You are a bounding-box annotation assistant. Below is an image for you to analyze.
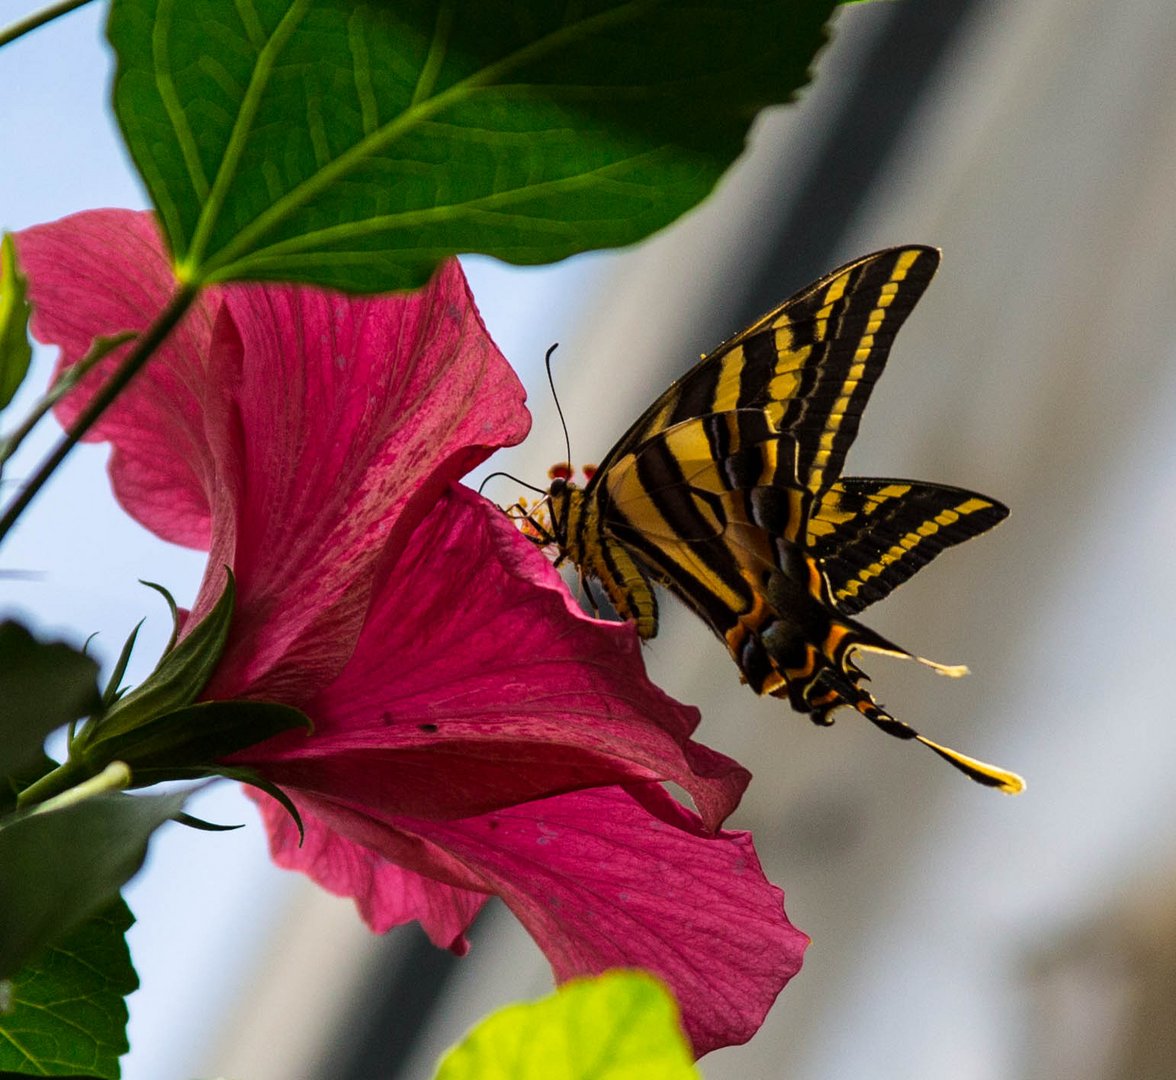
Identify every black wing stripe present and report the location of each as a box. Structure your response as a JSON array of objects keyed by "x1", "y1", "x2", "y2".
[{"x1": 607, "y1": 519, "x2": 753, "y2": 636}]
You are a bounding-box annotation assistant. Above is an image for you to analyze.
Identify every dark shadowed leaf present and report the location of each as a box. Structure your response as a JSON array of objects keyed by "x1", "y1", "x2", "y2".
[
  {"x1": 0, "y1": 622, "x2": 101, "y2": 781},
  {"x1": 0, "y1": 789, "x2": 185, "y2": 980},
  {"x1": 109, "y1": 0, "x2": 847, "y2": 291}
]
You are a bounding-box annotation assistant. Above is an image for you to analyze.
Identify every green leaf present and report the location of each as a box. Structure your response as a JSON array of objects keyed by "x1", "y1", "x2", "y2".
[
  {"x1": 0, "y1": 789, "x2": 185, "y2": 980},
  {"x1": 0, "y1": 233, "x2": 32, "y2": 411},
  {"x1": 0, "y1": 622, "x2": 101, "y2": 782},
  {"x1": 108, "y1": 0, "x2": 845, "y2": 292},
  {"x1": 434, "y1": 970, "x2": 699, "y2": 1079},
  {"x1": 0, "y1": 901, "x2": 136, "y2": 1079}
]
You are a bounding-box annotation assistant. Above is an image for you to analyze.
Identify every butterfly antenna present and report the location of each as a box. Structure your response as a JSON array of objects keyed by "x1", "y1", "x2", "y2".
[
  {"x1": 545, "y1": 343, "x2": 573, "y2": 472},
  {"x1": 477, "y1": 471, "x2": 547, "y2": 498}
]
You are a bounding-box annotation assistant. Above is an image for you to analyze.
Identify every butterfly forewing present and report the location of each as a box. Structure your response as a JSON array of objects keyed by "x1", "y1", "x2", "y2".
[{"x1": 587, "y1": 246, "x2": 940, "y2": 499}]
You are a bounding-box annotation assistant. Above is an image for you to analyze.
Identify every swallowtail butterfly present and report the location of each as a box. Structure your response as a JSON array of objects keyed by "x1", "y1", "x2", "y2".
[{"x1": 523, "y1": 248, "x2": 1022, "y2": 793}]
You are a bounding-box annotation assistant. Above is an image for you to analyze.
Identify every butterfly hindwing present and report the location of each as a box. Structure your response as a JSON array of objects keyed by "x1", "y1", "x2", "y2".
[{"x1": 809, "y1": 479, "x2": 1011, "y2": 616}]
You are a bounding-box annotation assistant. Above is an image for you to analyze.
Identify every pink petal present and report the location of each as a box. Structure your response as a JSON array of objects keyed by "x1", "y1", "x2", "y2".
[
  {"x1": 16, "y1": 210, "x2": 220, "y2": 548},
  {"x1": 193, "y1": 268, "x2": 529, "y2": 702},
  {"x1": 18, "y1": 210, "x2": 531, "y2": 703},
  {"x1": 251, "y1": 790, "x2": 485, "y2": 952},
  {"x1": 253, "y1": 782, "x2": 806, "y2": 1057},
  {"x1": 233, "y1": 487, "x2": 749, "y2": 830},
  {"x1": 419, "y1": 784, "x2": 808, "y2": 1056}
]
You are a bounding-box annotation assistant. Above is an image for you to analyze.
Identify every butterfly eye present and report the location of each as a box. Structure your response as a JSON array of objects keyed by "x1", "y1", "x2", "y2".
[
  {"x1": 549, "y1": 476, "x2": 568, "y2": 495},
  {"x1": 548, "y1": 462, "x2": 573, "y2": 482}
]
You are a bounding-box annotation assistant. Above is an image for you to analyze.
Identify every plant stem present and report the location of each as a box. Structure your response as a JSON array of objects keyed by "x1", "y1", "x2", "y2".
[
  {"x1": 14, "y1": 757, "x2": 89, "y2": 809},
  {"x1": 0, "y1": 283, "x2": 199, "y2": 545},
  {"x1": 0, "y1": 0, "x2": 95, "y2": 50},
  {"x1": 21, "y1": 761, "x2": 132, "y2": 814}
]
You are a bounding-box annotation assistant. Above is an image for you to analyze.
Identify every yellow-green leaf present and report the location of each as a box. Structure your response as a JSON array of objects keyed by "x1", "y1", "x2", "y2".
[
  {"x1": 434, "y1": 970, "x2": 699, "y2": 1080},
  {"x1": 0, "y1": 233, "x2": 32, "y2": 410}
]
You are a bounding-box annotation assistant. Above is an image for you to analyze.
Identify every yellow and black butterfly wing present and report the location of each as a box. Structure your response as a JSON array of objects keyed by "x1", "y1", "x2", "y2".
[
  {"x1": 809, "y1": 479, "x2": 1010, "y2": 616},
  {"x1": 594, "y1": 412, "x2": 900, "y2": 697},
  {"x1": 586, "y1": 246, "x2": 941, "y2": 499},
  {"x1": 589, "y1": 410, "x2": 1023, "y2": 794},
  {"x1": 588, "y1": 412, "x2": 806, "y2": 644},
  {"x1": 552, "y1": 248, "x2": 1021, "y2": 792}
]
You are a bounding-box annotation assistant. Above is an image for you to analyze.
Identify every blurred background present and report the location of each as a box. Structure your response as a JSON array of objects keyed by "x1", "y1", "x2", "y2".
[{"x1": 3, "y1": 0, "x2": 1176, "y2": 1076}]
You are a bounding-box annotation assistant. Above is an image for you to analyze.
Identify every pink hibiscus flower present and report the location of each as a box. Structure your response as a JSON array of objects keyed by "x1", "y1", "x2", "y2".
[{"x1": 15, "y1": 209, "x2": 807, "y2": 1055}]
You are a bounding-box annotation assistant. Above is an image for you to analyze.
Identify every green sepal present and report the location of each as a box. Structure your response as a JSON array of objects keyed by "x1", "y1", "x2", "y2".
[
  {"x1": 1, "y1": 753, "x2": 55, "y2": 818},
  {"x1": 84, "y1": 699, "x2": 311, "y2": 780},
  {"x1": 0, "y1": 621, "x2": 102, "y2": 781},
  {"x1": 0, "y1": 232, "x2": 32, "y2": 412},
  {"x1": 215, "y1": 766, "x2": 305, "y2": 844},
  {"x1": 0, "y1": 900, "x2": 137, "y2": 1079},
  {"x1": 0, "y1": 789, "x2": 186, "y2": 979},
  {"x1": 101, "y1": 618, "x2": 144, "y2": 707},
  {"x1": 173, "y1": 811, "x2": 244, "y2": 832},
  {"x1": 139, "y1": 578, "x2": 181, "y2": 653},
  {"x1": 81, "y1": 570, "x2": 235, "y2": 747}
]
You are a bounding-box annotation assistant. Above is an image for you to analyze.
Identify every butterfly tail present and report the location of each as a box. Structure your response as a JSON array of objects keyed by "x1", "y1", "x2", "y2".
[{"x1": 765, "y1": 609, "x2": 1025, "y2": 794}]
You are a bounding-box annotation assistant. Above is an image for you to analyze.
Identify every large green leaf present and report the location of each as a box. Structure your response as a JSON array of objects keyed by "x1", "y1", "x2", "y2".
[
  {"x1": 434, "y1": 970, "x2": 698, "y2": 1079},
  {"x1": 109, "y1": 0, "x2": 846, "y2": 292},
  {"x1": 0, "y1": 902, "x2": 136, "y2": 1079},
  {"x1": 0, "y1": 790, "x2": 185, "y2": 980}
]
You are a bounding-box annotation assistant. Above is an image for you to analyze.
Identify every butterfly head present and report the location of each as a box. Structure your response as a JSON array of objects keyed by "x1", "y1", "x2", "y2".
[
  {"x1": 506, "y1": 462, "x2": 592, "y2": 555},
  {"x1": 543, "y1": 462, "x2": 594, "y2": 552}
]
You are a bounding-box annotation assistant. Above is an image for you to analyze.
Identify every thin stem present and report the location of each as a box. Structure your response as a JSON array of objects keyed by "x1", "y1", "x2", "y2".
[
  {"x1": 0, "y1": 0, "x2": 95, "y2": 50},
  {"x1": 0, "y1": 283, "x2": 199, "y2": 545},
  {"x1": 0, "y1": 331, "x2": 135, "y2": 467}
]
